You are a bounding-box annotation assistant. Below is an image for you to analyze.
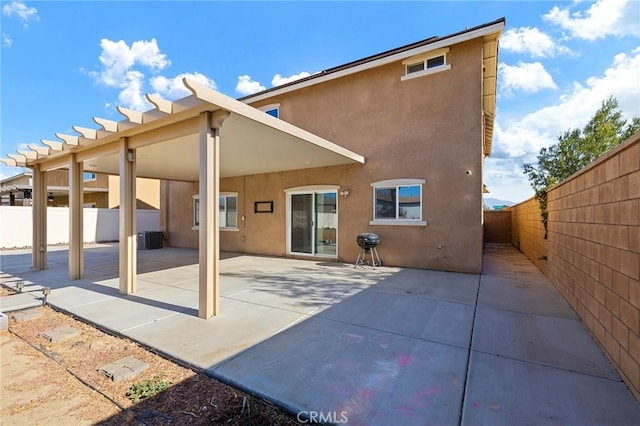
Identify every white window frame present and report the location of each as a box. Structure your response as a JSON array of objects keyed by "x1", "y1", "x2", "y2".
[
  {"x1": 401, "y1": 48, "x2": 451, "y2": 81},
  {"x1": 192, "y1": 193, "x2": 239, "y2": 231},
  {"x1": 370, "y1": 179, "x2": 427, "y2": 226},
  {"x1": 259, "y1": 103, "x2": 280, "y2": 118},
  {"x1": 284, "y1": 185, "x2": 339, "y2": 258}
]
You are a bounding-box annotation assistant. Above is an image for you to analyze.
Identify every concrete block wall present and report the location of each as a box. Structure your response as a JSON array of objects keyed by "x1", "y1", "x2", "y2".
[
  {"x1": 509, "y1": 198, "x2": 550, "y2": 277},
  {"x1": 510, "y1": 132, "x2": 640, "y2": 399}
]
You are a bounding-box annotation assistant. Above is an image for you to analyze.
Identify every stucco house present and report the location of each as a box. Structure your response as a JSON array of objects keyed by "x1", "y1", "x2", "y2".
[
  {"x1": 0, "y1": 170, "x2": 109, "y2": 207},
  {"x1": 1, "y1": 18, "x2": 504, "y2": 318},
  {"x1": 161, "y1": 18, "x2": 503, "y2": 273},
  {"x1": 0, "y1": 171, "x2": 160, "y2": 209}
]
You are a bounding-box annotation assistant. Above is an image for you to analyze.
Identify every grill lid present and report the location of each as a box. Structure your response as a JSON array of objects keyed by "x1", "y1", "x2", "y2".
[{"x1": 357, "y1": 233, "x2": 380, "y2": 249}]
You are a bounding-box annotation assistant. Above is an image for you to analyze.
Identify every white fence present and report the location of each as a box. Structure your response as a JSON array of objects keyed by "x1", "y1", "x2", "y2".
[{"x1": 0, "y1": 206, "x2": 160, "y2": 249}]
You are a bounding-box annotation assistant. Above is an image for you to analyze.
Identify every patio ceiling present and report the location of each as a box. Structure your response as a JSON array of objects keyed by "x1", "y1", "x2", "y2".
[{"x1": 1, "y1": 79, "x2": 365, "y2": 182}]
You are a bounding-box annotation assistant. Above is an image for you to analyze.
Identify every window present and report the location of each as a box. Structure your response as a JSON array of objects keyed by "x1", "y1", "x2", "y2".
[
  {"x1": 219, "y1": 194, "x2": 237, "y2": 228},
  {"x1": 193, "y1": 193, "x2": 238, "y2": 230},
  {"x1": 193, "y1": 196, "x2": 200, "y2": 228},
  {"x1": 401, "y1": 48, "x2": 450, "y2": 81},
  {"x1": 370, "y1": 179, "x2": 426, "y2": 226},
  {"x1": 83, "y1": 172, "x2": 97, "y2": 182},
  {"x1": 259, "y1": 103, "x2": 280, "y2": 118}
]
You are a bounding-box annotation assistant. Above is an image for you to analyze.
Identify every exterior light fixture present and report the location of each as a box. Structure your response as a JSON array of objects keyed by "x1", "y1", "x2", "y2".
[
  {"x1": 48, "y1": 192, "x2": 54, "y2": 201},
  {"x1": 340, "y1": 190, "x2": 350, "y2": 198}
]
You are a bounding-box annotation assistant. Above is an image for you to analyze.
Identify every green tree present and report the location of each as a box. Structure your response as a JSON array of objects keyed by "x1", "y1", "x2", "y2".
[{"x1": 523, "y1": 97, "x2": 640, "y2": 237}]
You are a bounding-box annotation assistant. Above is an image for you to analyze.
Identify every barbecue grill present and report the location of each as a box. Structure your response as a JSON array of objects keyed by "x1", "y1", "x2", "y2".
[{"x1": 354, "y1": 232, "x2": 381, "y2": 268}]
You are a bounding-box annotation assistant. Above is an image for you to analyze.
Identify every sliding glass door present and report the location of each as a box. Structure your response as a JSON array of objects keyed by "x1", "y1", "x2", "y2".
[{"x1": 289, "y1": 190, "x2": 337, "y2": 257}]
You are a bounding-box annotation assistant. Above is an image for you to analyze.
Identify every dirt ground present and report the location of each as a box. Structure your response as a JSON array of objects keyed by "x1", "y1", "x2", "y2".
[{"x1": 1, "y1": 300, "x2": 299, "y2": 425}]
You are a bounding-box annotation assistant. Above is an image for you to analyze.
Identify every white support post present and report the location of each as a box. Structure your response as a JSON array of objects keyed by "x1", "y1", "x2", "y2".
[
  {"x1": 31, "y1": 164, "x2": 47, "y2": 270},
  {"x1": 119, "y1": 137, "x2": 137, "y2": 294},
  {"x1": 69, "y1": 153, "x2": 84, "y2": 279},
  {"x1": 198, "y1": 111, "x2": 222, "y2": 318}
]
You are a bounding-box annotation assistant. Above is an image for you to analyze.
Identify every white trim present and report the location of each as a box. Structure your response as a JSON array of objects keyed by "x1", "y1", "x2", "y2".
[
  {"x1": 371, "y1": 179, "x2": 425, "y2": 223},
  {"x1": 285, "y1": 184, "x2": 340, "y2": 193},
  {"x1": 194, "y1": 193, "x2": 239, "y2": 230},
  {"x1": 285, "y1": 186, "x2": 339, "y2": 258},
  {"x1": 371, "y1": 179, "x2": 425, "y2": 187},
  {"x1": 402, "y1": 48, "x2": 450, "y2": 65},
  {"x1": 243, "y1": 21, "x2": 504, "y2": 104},
  {"x1": 402, "y1": 48, "x2": 450, "y2": 81},
  {"x1": 193, "y1": 195, "x2": 200, "y2": 229},
  {"x1": 401, "y1": 64, "x2": 451, "y2": 81},
  {"x1": 369, "y1": 220, "x2": 427, "y2": 226},
  {"x1": 218, "y1": 193, "x2": 239, "y2": 229}
]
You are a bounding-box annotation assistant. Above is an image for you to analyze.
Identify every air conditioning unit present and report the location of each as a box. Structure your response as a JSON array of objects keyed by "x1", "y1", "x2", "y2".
[{"x1": 137, "y1": 231, "x2": 163, "y2": 250}]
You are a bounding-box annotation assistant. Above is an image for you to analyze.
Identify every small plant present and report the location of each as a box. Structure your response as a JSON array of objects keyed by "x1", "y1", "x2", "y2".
[{"x1": 126, "y1": 377, "x2": 172, "y2": 402}]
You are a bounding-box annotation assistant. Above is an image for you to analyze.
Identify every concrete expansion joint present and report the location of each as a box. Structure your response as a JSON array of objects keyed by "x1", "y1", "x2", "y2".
[
  {"x1": 459, "y1": 270, "x2": 482, "y2": 425},
  {"x1": 468, "y1": 348, "x2": 626, "y2": 383}
]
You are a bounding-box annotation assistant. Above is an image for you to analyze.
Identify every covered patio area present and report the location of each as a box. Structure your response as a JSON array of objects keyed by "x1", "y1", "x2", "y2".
[
  {"x1": 0, "y1": 243, "x2": 393, "y2": 368},
  {"x1": 1, "y1": 79, "x2": 365, "y2": 319}
]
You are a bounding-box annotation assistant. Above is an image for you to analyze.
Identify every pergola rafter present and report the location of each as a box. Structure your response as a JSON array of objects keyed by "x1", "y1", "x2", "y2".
[{"x1": 0, "y1": 78, "x2": 365, "y2": 320}]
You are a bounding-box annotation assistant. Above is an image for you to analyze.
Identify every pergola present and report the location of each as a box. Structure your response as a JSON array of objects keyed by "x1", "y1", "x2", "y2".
[{"x1": 1, "y1": 79, "x2": 365, "y2": 318}]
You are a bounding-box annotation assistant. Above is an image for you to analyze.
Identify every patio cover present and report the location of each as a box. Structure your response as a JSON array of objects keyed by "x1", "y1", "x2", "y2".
[{"x1": 1, "y1": 79, "x2": 365, "y2": 318}]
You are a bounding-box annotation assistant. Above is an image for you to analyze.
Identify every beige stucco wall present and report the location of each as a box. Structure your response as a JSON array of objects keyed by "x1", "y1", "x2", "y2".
[
  {"x1": 46, "y1": 170, "x2": 108, "y2": 189},
  {"x1": 510, "y1": 132, "x2": 640, "y2": 400},
  {"x1": 108, "y1": 175, "x2": 160, "y2": 210},
  {"x1": 163, "y1": 38, "x2": 486, "y2": 273},
  {"x1": 51, "y1": 192, "x2": 108, "y2": 208},
  {"x1": 1, "y1": 174, "x2": 31, "y2": 187}
]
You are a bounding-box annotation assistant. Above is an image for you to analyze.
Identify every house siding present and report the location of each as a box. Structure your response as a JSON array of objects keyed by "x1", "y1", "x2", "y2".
[{"x1": 162, "y1": 38, "x2": 486, "y2": 273}]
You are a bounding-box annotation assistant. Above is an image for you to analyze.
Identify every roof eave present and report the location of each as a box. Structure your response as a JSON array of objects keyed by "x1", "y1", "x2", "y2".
[{"x1": 240, "y1": 18, "x2": 506, "y2": 105}]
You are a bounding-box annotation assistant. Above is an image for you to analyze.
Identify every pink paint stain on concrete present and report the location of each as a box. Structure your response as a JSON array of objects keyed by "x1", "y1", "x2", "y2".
[
  {"x1": 398, "y1": 355, "x2": 412, "y2": 366},
  {"x1": 473, "y1": 402, "x2": 480, "y2": 409}
]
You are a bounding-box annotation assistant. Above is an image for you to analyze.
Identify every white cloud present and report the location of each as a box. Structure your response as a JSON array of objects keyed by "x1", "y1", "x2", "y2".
[
  {"x1": 151, "y1": 73, "x2": 216, "y2": 100},
  {"x1": 272, "y1": 71, "x2": 312, "y2": 87},
  {"x1": 93, "y1": 38, "x2": 170, "y2": 87},
  {"x1": 2, "y1": 33, "x2": 13, "y2": 48},
  {"x1": 544, "y1": 0, "x2": 640, "y2": 40},
  {"x1": 498, "y1": 62, "x2": 557, "y2": 95},
  {"x1": 117, "y1": 70, "x2": 147, "y2": 111},
  {"x1": 91, "y1": 38, "x2": 216, "y2": 111},
  {"x1": 500, "y1": 27, "x2": 572, "y2": 58},
  {"x1": 91, "y1": 38, "x2": 171, "y2": 111},
  {"x1": 2, "y1": 0, "x2": 39, "y2": 27},
  {"x1": 235, "y1": 75, "x2": 266, "y2": 96},
  {"x1": 487, "y1": 46, "x2": 640, "y2": 202}
]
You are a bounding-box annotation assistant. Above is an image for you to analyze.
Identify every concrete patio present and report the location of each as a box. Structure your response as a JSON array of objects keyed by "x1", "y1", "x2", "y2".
[{"x1": 1, "y1": 243, "x2": 639, "y2": 425}]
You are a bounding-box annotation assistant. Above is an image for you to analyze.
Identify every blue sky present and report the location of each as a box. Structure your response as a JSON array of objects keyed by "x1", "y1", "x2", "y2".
[{"x1": 1, "y1": 0, "x2": 639, "y2": 203}]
